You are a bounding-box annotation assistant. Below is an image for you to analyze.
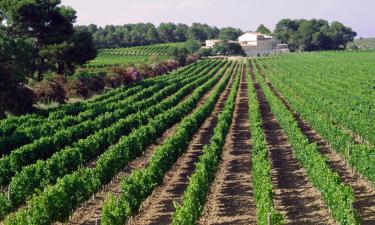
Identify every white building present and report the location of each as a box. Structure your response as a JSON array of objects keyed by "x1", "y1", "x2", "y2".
[
  {"x1": 205, "y1": 39, "x2": 221, "y2": 48},
  {"x1": 238, "y1": 32, "x2": 289, "y2": 56}
]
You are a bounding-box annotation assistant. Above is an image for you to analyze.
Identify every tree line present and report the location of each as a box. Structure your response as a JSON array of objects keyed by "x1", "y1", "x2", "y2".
[
  {"x1": 76, "y1": 23, "x2": 243, "y2": 48},
  {"x1": 273, "y1": 19, "x2": 357, "y2": 51}
]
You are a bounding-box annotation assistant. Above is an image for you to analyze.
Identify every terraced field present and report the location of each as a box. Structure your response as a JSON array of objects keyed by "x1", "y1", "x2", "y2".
[{"x1": 1, "y1": 51, "x2": 375, "y2": 225}]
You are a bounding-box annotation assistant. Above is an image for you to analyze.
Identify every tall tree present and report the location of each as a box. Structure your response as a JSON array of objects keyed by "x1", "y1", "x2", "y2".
[
  {"x1": 219, "y1": 27, "x2": 243, "y2": 40},
  {"x1": 256, "y1": 24, "x2": 271, "y2": 34},
  {"x1": 0, "y1": 32, "x2": 34, "y2": 117},
  {"x1": 273, "y1": 18, "x2": 356, "y2": 51},
  {"x1": 158, "y1": 22, "x2": 176, "y2": 42},
  {"x1": 174, "y1": 23, "x2": 189, "y2": 42},
  {"x1": 1, "y1": 0, "x2": 76, "y2": 79}
]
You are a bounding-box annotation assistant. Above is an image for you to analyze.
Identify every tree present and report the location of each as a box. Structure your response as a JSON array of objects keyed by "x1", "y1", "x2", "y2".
[
  {"x1": 256, "y1": 24, "x2": 271, "y2": 34},
  {"x1": 273, "y1": 18, "x2": 357, "y2": 51},
  {"x1": 212, "y1": 41, "x2": 244, "y2": 56},
  {"x1": 57, "y1": 31, "x2": 97, "y2": 75},
  {"x1": 174, "y1": 23, "x2": 189, "y2": 42},
  {"x1": 0, "y1": 0, "x2": 97, "y2": 81},
  {"x1": 0, "y1": 33, "x2": 35, "y2": 117},
  {"x1": 219, "y1": 27, "x2": 243, "y2": 40},
  {"x1": 188, "y1": 23, "x2": 209, "y2": 41},
  {"x1": 168, "y1": 47, "x2": 189, "y2": 65},
  {"x1": 184, "y1": 39, "x2": 201, "y2": 53},
  {"x1": 158, "y1": 22, "x2": 176, "y2": 42},
  {"x1": 146, "y1": 26, "x2": 160, "y2": 44}
]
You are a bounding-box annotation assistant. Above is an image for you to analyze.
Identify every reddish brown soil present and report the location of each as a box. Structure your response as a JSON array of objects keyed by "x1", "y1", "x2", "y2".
[
  {"x1": 257, "y1": 62, "x2": 375, "y2": 225},
  {"x1": 63, "y1": 64, "x2": 234, "y2": 225},
  {"x1": 198, "y1": 66, "x2": 257, "y2": 225},
  {"x1": 126, "y1": 67, "x2": 236, "y2": 225},
  {"x1": 250, "y1": 64, "x2": 335, "y2": 225}
]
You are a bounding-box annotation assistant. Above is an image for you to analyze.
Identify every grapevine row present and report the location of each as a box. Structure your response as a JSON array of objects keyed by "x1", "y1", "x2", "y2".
[
  {"x1": 172, "y1": 62, "x2": 241, "y2": 224},
  {"x1": 253, "y1": 60, "x2": 359, "y2": 224},
  {"x1": 100, "y1": 62, "x2": 237, "y2": 225},
  {"x1": 4, "y1": 60, "x2": 234, "y2": 225}
]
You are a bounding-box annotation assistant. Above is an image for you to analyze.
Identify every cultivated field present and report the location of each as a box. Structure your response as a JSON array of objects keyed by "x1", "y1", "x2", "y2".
[
  {"x1": 85, "y1": 43, "x2": 185, "y2": 68},
  {"x1": 0, "y1": 51, "x2": 374, "y2": 225}
]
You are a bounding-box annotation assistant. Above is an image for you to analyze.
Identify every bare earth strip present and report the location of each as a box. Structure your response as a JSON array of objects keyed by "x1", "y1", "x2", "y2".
[
  {"x1": 126, "y1": 67, "x2": 235, "y2": 225},
  {"x1": 257, "y1": 65, "x2": 375, "y2": 225},
  {"x1": 198, "y1": 66, "x2": 257, "y2": 225},
  {"x1": 64, "y1": 64, "x2": 233, "y2": 225},
  {"x1": 251, "y1": 69, "x2": 335, "y2": 225}
]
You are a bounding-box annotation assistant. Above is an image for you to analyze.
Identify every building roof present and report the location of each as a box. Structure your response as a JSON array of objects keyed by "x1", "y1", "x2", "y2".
[{"x1": 239, "y1": 32, "x2": 273, "y2": 39}]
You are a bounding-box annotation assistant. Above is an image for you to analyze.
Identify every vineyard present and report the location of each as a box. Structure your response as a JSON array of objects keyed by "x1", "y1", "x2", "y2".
[
  {"x1": 0, "y1": 51, "x2": 375, "y2": 225},
  {"x1": 85, "y1": 43, "x2": 185, "y2": 68}
]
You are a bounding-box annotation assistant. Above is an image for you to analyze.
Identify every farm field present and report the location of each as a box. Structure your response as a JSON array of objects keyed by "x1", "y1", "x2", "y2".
[
  {"x1": 0, "y1": 51, "x2": 375, "y2": 225},
  {"x1": 85, "y1": 43, "x2": 185, "y2": 68}
]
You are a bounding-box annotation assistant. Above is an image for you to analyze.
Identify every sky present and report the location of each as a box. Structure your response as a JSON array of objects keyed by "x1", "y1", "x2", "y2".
[{"x1": 61, "y1": 0, "x2": 374, "y2": 38}]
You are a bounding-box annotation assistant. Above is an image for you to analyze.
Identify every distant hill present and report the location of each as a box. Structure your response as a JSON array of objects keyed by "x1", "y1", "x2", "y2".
[{"x1": 347, "y1": 38, "x2": 375, "y2": 50}]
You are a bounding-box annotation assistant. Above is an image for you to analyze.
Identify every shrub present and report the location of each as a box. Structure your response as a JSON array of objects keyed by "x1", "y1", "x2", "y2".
[
  {"x1": 64, "y1": 79, "x2": 89, "y2": 99},
  {"x1": 80, "y1": 76, "x2": 105, "y2": 92},
  {"x1": 0, "y1": 85, "x2": 37, "y2": 116},
  {"x1": 187, "y1": 55, "x2": 199, "y2": 64},
  {"x1": 34, "y1": 80, "x2": 66, "y2": 104}
]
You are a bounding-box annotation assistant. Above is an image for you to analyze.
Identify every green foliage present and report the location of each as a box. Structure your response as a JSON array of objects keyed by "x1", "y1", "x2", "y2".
[
  {"x1": 254, "y1": 59, "x2": 359, "y2": 225},
  {"x1": 172, "y1": 62, "x2": 241, "y2": 225},
  {"x1": 213, "y1": 41, "x2": 245, "y2": 56},
  {"x1": 78, "y1": 22, "x2": 242, "y2": 49},
  {"x1": 0, "y1": 61, "x2": 217, "y2": 219},
  {"x1": 219, "y1": 27, "x2": 243, "y2": 40},
  {"x1": 1, "y1": 0, "x2": 97, "y2": 79},
  {"x1": 197, "y1": 47, "x2": 214, "y2": 57},
  {"x1": 184, "y1": 39, "x2": 202, "y2": 53},
  {"x1": 261, "y1": 51, "x2": 375, "y2": 195},
  {"x1": 273, "y1": 19, "x2": 356, "y2": 51},
  {"x1": 0, "y1": 33, "x2": 35, "y2": 117},
  {"x1": 246, "y1": 62, "x2": 284, "y2": 225},
  {"x1": 100, "y1": 61, "x2": 235, "y2": 225},
  {"x1": 3, "y1": 60, "x2": 230, "y2": 224},
  {"x1": 168, "y1": 47, "x2": 189, "y2": 65},
  {"x1": 256, "y1": 24, "x2": 272, "y2": 35}
]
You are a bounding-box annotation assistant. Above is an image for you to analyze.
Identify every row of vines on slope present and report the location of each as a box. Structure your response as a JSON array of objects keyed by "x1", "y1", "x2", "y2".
[
  {"x1": 3, "y1": 60, "x2": 233, "y2": 225},
  {"x1": 100, "y1": 62, "x2": 237, "y2": 225}
]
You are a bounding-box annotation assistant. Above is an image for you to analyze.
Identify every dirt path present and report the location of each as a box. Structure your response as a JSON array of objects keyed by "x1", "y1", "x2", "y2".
[
  {"x1": 256, "y1": 62, "x2": 375, "y2": 225},
  {"x1": 64, "y1": 64, "x2": 234, "y2": 225},
  {"x1": 127, "y1": 67, "x2": 236, "y2": 225},
  {"x1": 250, "y1": 66, "x2": 335, "y2": 225},
  {"x1": 198, "y1": 66, "x2": 257, "y2": 225}
]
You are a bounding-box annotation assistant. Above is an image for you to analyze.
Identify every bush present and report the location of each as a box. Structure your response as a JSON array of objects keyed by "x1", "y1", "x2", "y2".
[
  {"x1": 104, "y1": 73, "x2": 122, "y2": 88},
  {"x1": 165, "y1": 60, "x2": 180, "y2": 70},
  {"x1": 138, "y1": 64, "x2": 157, "y2": 79},
  {"x1": 34, "y1": 80, "x2": 66, "y2": 104},
  {"x1": 197, "y1": 48, "x2": 213, "y2": 57},
  {"x1": 80, "y1": 76, "x2": 105, "y2": 92},
  {"x1": 187, "y1": 55, "x2": 199, "y2": 64},
  {"x1": 65, "y1": 79, "x2": 89, "y2": 98},
  {"x1": 0, "y1": 85, "x2": 37, "y2": 117},
  {"x1": 111, "y1": 67, "x2": 142, "y2": 85}
]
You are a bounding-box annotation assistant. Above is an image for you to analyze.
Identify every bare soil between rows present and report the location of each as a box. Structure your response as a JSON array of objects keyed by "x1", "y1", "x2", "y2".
[
  {"x1": 63, "y1": 64, "x2": 233, "y2": 225},
  {"x1": 198, "y1": 66, "x2": 257, "y2": 225},
  {"x1": 257, "y1": 62, "x2": 375, "y2": 225},
  {"x1": 251, "y1": 63, "x2": 335, "y2": 225},
  {"x1": 126, "y1": 66, "x2": 236, "y2": 225}
]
